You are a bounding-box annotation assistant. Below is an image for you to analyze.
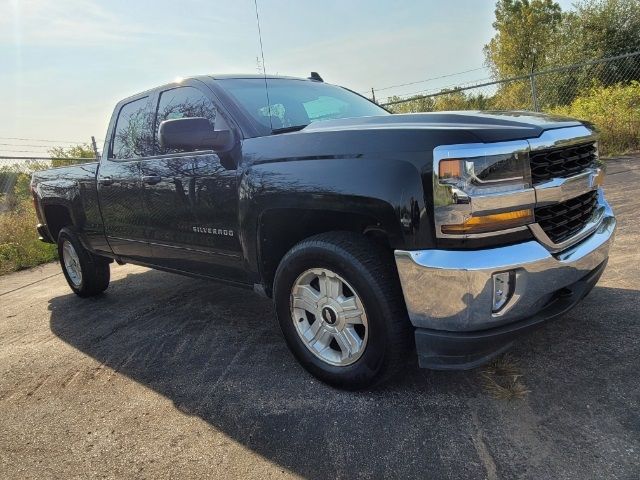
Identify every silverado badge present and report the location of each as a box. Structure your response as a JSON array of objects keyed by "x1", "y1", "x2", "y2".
[{"x1": 192, "y1": 226, "x2": 234, "y2": 236}]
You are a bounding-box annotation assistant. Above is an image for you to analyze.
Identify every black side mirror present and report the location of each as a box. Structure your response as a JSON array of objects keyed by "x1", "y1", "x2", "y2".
[{"x1": 158, "y1": 117, "x2": 231, "y2": 151}]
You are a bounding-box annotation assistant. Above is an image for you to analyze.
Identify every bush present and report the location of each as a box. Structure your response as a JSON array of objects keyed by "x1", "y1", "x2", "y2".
[
  {"x1": 552, "y1": 81, "x2": 640, "y2": 156},
  {"x1": 492, "y1": 81, "x2": 535, "y2": 110},
  {"x1": 387, "y1": 90, "x2": 495, "y2": 114},
  {"x1": 0, "y1": 198, "x2": 57, "y2": 275}
]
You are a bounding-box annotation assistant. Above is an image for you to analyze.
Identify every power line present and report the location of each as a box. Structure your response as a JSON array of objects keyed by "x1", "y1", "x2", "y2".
[
  {"x1": 0, "y1": 149, "x2": 59, "y2": 154},
  {"x1": 0, "y1": 155, "x2": 92, "y2": 161},
  {"x1": 368, "y1": 66, "x2": 490, "y2": 94},
  {"x1": 0, "y1": 136, "x2": 89, "y2": 144},
  {"x1": 390, "y1": 74, "x2": 496, "y2": 99},
  {"x1": 0, "y1": 142, "x2": 76, "y2": 148}
]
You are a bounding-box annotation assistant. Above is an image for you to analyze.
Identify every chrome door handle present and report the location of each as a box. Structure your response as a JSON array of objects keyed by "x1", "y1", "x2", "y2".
[
  {"x1": 142, "y1": 175, "x2": 162, "y2": 185},
  {"x1": 98, "y1": 176, "x2": 113, "y2": 186}
]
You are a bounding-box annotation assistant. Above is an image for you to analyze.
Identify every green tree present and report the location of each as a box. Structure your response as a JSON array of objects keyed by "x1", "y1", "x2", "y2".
[
  {"x1": 484, "y1": 0, "x2": 563, "y2": 110},
  {"x1": 386, "y1": 90, "x2": 495, "y2": 114},
  {"x1": 433, "y1": 90, "x2": 494, "y2": 111},
  {"x1": 570, "y1": 0, "x2": 640, "y2": 60},
  {"x1": 48, "y1": 143, "x2": 96, "y2": 167},
  {"x1": 557, "y1": 0, "x2": 640, "y2": 84},
  {"x1": 486, "y1": 0, "x2": 640, "y2": 109},
  {"x1": 386, "y1": 95, "x2": 436, "y2": 113},
  {"x1": 484, "y1": 0, "x2": 563, "y2": 79},
  {"x1": 536, "y1": 0, "x2": 640, "y2": 108}
]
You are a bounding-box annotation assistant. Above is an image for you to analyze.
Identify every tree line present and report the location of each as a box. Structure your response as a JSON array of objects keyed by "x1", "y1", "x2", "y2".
[{"x1": 387, "y1": 0, "x2": 640, "y2": 114}]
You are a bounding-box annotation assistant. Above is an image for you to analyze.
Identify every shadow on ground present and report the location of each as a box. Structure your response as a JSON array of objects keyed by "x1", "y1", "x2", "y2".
[{"x1": 48, "y1": 268, "x2": 640, "y2": 479}]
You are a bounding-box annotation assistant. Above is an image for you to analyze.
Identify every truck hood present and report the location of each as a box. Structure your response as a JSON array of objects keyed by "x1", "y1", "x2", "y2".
[{"x1": 302, "y1": 111, "x2": 584, "y2": 143}]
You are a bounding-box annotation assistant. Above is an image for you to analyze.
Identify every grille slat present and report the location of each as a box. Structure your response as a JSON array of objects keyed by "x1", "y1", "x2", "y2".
[
  {"x1": 530, "y1": 142, "x2": 597, "y2": 184},
  {"x1": 534, "y1": 190, "x2": 598, "y2": 244}
]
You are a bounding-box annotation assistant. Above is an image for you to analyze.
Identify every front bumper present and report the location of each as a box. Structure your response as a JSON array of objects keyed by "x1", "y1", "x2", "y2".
[{"x1": 394, "y1": 200, "x2": 616, "y2": 369}]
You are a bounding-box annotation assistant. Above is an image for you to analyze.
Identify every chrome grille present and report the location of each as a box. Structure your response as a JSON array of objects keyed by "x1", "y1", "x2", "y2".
[
  {"x1": 530, "y1": 142, "x2": 597, "y2": 184},
  {"x1": 534, "y1": 190, "x2": 598, "y2": 244}
]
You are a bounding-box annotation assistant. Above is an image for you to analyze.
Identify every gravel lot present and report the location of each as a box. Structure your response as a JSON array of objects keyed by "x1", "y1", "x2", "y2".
[{"x1": 1, "y1": 158, "x2": 639, "y2": 480}]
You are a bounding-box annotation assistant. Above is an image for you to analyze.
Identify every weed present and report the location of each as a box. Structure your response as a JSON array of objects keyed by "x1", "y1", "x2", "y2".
[
  {"x1": 0, "y1": 198, "x2": 57, "y2": 275},
  {"x1": 480, "y1": 354, "x2": 530, "y2": 400}
]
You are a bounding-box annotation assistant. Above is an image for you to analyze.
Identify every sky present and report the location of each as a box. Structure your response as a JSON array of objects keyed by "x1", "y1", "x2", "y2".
[{"x1": 0, "y1": 0, "x2": 575, "y2": 156}]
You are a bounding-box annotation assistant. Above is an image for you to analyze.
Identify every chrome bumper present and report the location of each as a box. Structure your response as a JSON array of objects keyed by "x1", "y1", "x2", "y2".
[{"x1": 394, "y1": 197, "x2": 616, "y2": 332}]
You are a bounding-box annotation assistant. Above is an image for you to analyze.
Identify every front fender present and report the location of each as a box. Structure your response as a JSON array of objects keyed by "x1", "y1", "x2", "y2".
[{"x1": 239, "y1": 155, "x2": 428, "y2": 275}]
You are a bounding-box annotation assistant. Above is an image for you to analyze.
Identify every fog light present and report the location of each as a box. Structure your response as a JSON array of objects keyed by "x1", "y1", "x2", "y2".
[{"x1": 492, "y1": 271, "x2": 514, "y2": 312}]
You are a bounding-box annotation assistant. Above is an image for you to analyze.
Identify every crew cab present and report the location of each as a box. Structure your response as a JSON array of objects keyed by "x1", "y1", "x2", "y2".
[{"x1": 31, "y1": 74, "x2": 616, "y2": 389}]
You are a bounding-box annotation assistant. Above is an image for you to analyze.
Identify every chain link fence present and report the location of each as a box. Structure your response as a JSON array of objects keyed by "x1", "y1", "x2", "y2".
[
  {"x1": 382, "y1": 51, "x2": 640, "y2": 156},
  {"x1": 381, "y1": 51, "x2": 640, "y2": 111}
]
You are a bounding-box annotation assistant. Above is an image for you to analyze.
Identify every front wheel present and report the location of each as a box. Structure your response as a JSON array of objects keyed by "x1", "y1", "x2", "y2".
[
  {"x1": 58, "y1": 228, "x2": 110, "y2": 297},
  {"x1": 273, "y1": 232, "x2": 412, "y2": 390}
]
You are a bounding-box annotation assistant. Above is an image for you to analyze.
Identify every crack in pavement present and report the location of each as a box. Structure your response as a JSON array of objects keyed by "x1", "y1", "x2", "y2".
[{"x1": 0, "y1": 272, "x2": 62, "y2": 297}]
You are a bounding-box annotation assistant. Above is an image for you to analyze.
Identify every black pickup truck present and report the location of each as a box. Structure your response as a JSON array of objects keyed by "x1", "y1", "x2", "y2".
[{"x1": 31, "y1": 74, "x2": 616, "y2": 389}]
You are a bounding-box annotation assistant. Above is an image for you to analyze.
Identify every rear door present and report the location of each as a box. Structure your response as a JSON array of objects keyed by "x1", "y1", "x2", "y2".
[
  {"x1": 97, "y1": 95, "x2": 155, "y2": 262},
  {"x1": 139, "y1": 83, "x2": 245, "y2": 281}
]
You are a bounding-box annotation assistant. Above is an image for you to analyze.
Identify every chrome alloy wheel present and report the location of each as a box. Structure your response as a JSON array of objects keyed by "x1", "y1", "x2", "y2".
[
  {"x1": 62, "y1": 240, "x2": 82, "y2": 287},
  {"x1": 290, "y1": 268, "x2": 369, "y2": 366}
]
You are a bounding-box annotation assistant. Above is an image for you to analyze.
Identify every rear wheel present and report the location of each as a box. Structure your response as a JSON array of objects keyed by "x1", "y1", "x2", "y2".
[
  {"x1": 57, "y1": 228, "x2": 110, "y2": 297},
  {"x1": 273, "y1": 232, "x2": 412, "y2": 390}
]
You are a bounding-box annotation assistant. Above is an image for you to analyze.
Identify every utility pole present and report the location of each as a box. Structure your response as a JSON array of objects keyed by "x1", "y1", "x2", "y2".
[
  {"x1": 371, "y1": 88, "x2": 377, "y2": 103},
  {"x1": 91, "y1": 136, "x2": 100, "y2": 160}
]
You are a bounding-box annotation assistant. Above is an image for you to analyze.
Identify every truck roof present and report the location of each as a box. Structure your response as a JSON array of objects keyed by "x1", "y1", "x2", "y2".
[
  {"x1": 208, "y1": 74, "x2": 313, "y2": 81},
  {"x1": 115, "y1": 74, "x2": 318, "y2": 106}
]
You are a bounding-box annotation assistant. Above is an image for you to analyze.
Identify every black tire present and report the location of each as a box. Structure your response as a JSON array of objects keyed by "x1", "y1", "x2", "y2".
[
  {"x1": 273, "y1": 231, "x2": 412, "y2": 390},
  {"x1": 57, "y1": 227, "x2": 110, "y2": 297}
]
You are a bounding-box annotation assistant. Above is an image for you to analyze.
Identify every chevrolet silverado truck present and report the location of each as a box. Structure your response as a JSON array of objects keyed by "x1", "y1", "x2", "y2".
[{"x1": 31, "y1": 74, "x2": 616, "y2": 389}]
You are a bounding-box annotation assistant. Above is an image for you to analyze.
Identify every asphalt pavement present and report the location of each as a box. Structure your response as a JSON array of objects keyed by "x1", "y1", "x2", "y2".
[{"x1": 1, "y1": 157, "x2": 638, "y2": 479}]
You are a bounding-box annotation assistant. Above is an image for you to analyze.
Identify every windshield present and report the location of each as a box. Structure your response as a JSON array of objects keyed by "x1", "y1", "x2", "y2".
[{"x1": 217, "y1": 78, "x2": 388, "y2": 133}]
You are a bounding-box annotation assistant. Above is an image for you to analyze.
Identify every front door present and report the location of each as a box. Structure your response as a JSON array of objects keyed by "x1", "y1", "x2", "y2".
[
  {"x1": 140, "y1": 84, "x2": 244, "y2": 281},
  {"x1": 97, "y1": 95, "x2": 155, "y2": 262}
]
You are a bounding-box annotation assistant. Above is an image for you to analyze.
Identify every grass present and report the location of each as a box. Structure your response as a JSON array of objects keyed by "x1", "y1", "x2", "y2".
[
  {"x1": 480, "y1": 354, "x2": 530, "y2": 400},
  {"x1": 0, "y1": 198, "x2": 57, "y2": 276}
]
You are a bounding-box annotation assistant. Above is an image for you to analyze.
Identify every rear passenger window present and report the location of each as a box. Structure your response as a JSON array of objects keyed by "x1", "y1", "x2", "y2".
[
  {"x1": 155, "y1": 86, "x2": 218, "y2": 154},
  {"x1": 110, "y1": 97, "x2": 154, "y2": 159}
]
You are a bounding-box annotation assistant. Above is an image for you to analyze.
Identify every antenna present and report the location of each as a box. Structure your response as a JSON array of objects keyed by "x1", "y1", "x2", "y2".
[{"x1": 253, "y1": 0, "x2": 273, "y2": 132}]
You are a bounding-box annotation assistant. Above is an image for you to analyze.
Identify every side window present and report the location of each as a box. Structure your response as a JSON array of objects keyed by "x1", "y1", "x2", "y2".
[
  {"x1": 155, "y1": 86, "x2": 219, "y2": 154},
  {"x1": 110, "y1": 97, "x2": 154, "y2": 159}
]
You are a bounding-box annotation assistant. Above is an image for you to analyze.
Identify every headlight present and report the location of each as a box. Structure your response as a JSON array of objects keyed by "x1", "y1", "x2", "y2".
[
  {"x1": 434, "y1": 141, "x2": 535, "y2": 237},
  {"x1": 438, "y1": 151, "x2": 531, "y2": 195}
]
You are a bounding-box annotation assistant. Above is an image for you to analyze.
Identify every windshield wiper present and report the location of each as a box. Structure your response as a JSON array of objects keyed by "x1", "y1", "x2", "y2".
[{"x1": 271, "y1": 124, "x2": 308, "y2": 134}]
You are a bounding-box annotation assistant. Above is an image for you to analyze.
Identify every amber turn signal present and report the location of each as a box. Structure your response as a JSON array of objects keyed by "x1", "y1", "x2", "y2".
[
  {"x1": 441, "y1": 209, "x2": 534, "y2": 235},
  {"x1": 438, "y1": 159, "x2": 462, "y2": 180}
]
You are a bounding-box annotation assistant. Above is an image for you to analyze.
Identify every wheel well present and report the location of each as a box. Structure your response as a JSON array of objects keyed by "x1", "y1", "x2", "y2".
[
  {"x1": 258, "y1": 209, "x2": 393, "y2": 296},
  {"x1": 43, "y1": 205, "x2": 73, "y2": 241}
]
